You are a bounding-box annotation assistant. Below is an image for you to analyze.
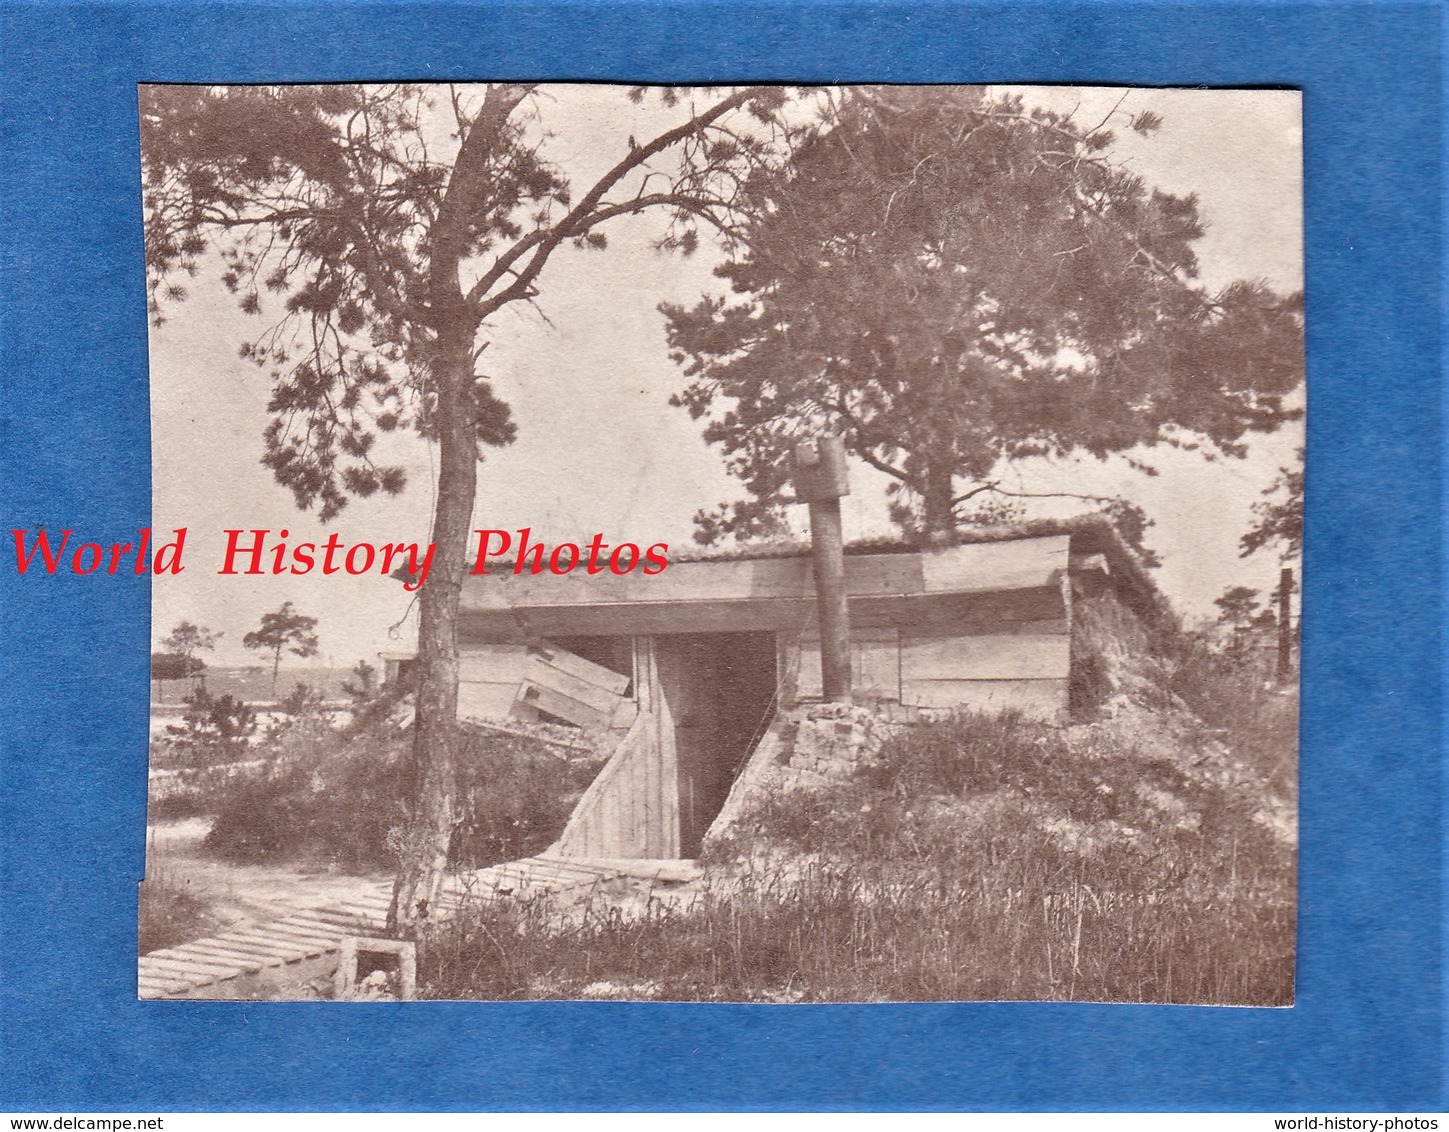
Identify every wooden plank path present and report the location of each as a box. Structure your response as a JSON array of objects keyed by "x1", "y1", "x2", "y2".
[{"x1": 138, "y1": 854, "x2": 648, "y2": 999}]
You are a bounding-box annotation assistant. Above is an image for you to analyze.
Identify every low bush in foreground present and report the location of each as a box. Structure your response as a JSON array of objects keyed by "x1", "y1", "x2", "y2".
[{"x1": 201, "y1": 722, "x2": 603, "y2": 873}]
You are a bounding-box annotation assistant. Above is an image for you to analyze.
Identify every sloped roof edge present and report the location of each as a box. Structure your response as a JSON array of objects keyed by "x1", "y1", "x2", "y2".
[{"x1": 674, "y1": 514, "x2": 1168, "y2": 619}]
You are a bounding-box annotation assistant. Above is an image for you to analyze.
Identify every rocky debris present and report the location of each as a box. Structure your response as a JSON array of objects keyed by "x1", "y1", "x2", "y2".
[
  {"x1": 351, "y1": 968, "x2": 399, "y2": 1001},
  {"x1": 786, "y1": 702, "x2": 898, "y2": 777}
]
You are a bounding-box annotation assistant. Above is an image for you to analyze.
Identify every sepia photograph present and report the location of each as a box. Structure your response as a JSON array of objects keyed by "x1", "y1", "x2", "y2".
[{"x1": 137, "y1": 83, "x2": 1304, "y2": 1004}]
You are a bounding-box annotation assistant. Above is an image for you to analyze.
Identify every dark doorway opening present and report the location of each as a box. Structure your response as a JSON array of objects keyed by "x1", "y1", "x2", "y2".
[{"x1": 655, "y1": 631, "x2": 778, "y2": 856}]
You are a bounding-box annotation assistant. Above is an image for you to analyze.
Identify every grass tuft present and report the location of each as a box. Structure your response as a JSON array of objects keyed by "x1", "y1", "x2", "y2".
[{"x1": 138, "y1": 867, "x2": 219, "y2": 956}]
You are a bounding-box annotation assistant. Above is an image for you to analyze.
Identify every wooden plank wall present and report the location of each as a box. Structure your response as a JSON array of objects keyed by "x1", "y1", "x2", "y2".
[
  {"x1": 516, "y1": 645, "x2": 631, "y2": 730},
  {"x1": 793, "y1": 628, "x2": 902, "y2": 701},
  {"x1": 457, "y1": 644, "x2": 530, "y2": 723},
  {"x1": 459, "y1": 536, "x2": 1074, "y2": 639},
  {"x1": 899, "y1": 619, "x2": 1069, "y2": 719},
  {"x1": 458, "y1": 640, "x2": 636, "y2": 731},
  {"x1": 550, "y1": 639, "x2": 679, "y2": 859},
  {"x1": 900, "y1": 677, "x2": 1069, "y2": 718},
  {"x1": 787, "y1": 618, "x2": 1069, "y2": 718}
]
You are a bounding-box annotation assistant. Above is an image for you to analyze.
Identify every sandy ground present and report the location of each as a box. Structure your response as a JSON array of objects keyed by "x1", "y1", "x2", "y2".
[{"x1": 144, "y1": 818, "x2": 391, "y2": 932}]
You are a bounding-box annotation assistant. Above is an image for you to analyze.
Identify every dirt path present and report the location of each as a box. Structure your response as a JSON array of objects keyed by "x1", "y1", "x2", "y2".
[{"x1": 145, "y1": 818, "x2": 393, "y2": 933}]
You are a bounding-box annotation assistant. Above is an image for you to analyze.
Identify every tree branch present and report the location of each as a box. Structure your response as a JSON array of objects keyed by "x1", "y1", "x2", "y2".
[
  {"x1": 822, "y1": 397, "x2": 915, "y2": 486},
  {"x1": 209, "y1": 208, "x2": 424, "y2": 327},
  {"x1": 466, "y1": 86, "x2": 769, "y2": 313}
]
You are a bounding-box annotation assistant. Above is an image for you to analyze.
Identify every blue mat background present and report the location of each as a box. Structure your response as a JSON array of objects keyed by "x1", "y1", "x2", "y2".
[{"x1": 0, "y1": 0, "x2": 1442, "y2": 1112}]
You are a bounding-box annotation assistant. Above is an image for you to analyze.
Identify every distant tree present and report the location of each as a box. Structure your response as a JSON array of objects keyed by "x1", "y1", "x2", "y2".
[
  {"x1": 1214, "y1": 586, "x2": 1265, "y2": 630},
  {"x1": 1213, "y1": 584, "x2": 1278, "y2": 661},
  {"x1": 664, "y1": 87, "x2": 1306, "y2": 542},
  {"x1": 163, "y1": 620, "x2": 222, "y2": 662},
  {"x1": 343, "y1": 659, "x2": 379, "y2": 703},
  {"x1": 151, "y1": 651, "x2": 202, "y2": 702},
  {"x1": 163, "y1": 617, "x2": 218, "y2": 672},
  {"x1": 243, "y1": 602, "x2": 320, "y2": 698},
  {"x1": 153, "y1": 620, "x2": 221, "y2": 700},
  {"x1": 1240, "y1": 448, "x2": 1304, "y2": 561},
  {"x1": 151, "y1": 653, "x2": 196, "y2": 682}
]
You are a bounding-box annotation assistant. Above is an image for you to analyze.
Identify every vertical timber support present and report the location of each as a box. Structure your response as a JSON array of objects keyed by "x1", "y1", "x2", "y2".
[{"x1": 793, "y1": 436, "x2": 852, "y2": 704}]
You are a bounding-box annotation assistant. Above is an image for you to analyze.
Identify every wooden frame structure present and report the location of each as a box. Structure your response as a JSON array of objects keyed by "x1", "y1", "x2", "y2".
[
  {"x1": 373, "y1": 527, "x2": 1153, "y2": 858},
  {"x1": 456, "y1": 533, "x2": 1078, "y2": 720},
  {"x1": 392, "y1": 527, "x2": 1152, "y2": 860}
]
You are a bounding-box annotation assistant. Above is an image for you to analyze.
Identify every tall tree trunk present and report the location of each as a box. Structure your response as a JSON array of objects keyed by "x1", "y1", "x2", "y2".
[
  {"x1": 387, "y1": 327, "x2": 477, "y2": 933},
  {"x1": 386, "y1": 90, "x2": 519, "y2": 933},
  {"x1": 920, "y1": 466, "x2": 957, "y2": 541}
]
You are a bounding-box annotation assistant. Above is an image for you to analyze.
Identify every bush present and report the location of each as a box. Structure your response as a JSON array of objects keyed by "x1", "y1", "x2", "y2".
[
  {"x1": 202, "y1": 727, "x2": 407, "y2": 870},
  {"x1": 158, "y1": 689, "x2": 258, "y2": 767},
  {"x1": 863, "y1": 709, "x2": 1053, "y2": 798},
  {"x1": 1068, "y1": 592, "x2": 1298, "y2": 796},
  {"x1": 201, "y1": 721, "x2": 605, "y2": 873},
  {"x1": 452, "y1": 727, "x2": 602, "y2": 866},
  {"x1": 1160, "y1": 634, "x2": 1299, "y2": 796}
]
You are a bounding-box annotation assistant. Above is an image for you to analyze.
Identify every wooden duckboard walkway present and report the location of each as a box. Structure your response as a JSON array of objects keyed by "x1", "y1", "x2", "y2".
[{"x1": 138, "y1": 855, "x2": 644, "y2": 999}]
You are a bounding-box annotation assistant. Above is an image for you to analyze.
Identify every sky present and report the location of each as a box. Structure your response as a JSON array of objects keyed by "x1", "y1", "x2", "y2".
[{"x1": 148, "y1": 85, "x2": 1304, "y2": 670}]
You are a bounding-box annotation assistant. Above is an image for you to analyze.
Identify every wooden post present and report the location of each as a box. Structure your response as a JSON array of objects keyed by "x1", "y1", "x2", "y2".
[
  {"x1": 793, "y1": 437, "x2": 852, "y2": 704},
  {"x1": 1276, "y1": 567, "x2": 1294, "y2": 684}
]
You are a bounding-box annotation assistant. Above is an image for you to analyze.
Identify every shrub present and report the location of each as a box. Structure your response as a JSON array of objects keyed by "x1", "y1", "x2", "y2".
[
  {"x1": 276, "y1": 681, "x2": 328, "y2": 718},
  {"x1": 1069, "y1": 592, "x2": 1298, "y2": 796},
  {"x1": 202, "y1": 727, "x2": 406, "y2": 870},
  {"x1": 864, "y1": 709, "x2": 1052, "y2": 798},
  {"x1": 1159, "y1": 633, "x2": 1298, "y2": 796},
  {"x1": 452, "y1": 727, "x2": 602, "y2": 866},
  {"x1": 160, "y1": 689, "x2": 258, "y2": 766},
  {"x1": 201, "y1": 721, "x2": 604, "y2": 873},
  {"x1": 341, "y1": 665, "x2": 411, "y2": 733}
]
